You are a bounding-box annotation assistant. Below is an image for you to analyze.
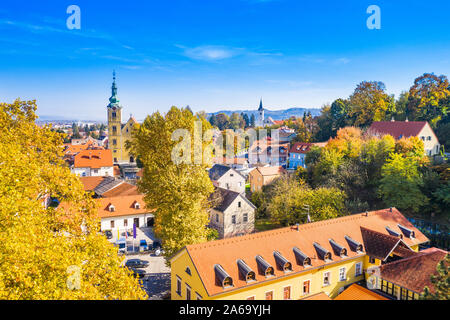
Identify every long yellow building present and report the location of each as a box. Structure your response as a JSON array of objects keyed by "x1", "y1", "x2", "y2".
[
  {"x1": 170, "y1": 208, "x2": 428, "y2": 300},
  {"x1": 106, "y1": 71, "x2": 137, "y2": 164}
]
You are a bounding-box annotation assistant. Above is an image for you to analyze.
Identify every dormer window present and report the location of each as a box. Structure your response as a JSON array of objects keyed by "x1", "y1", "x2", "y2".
[
  {"x1": 273, "y1": 251, "x2": 292, "y2": 272},
  {"x1": 314, "y1": 242, "x2": 332, "y2": 262},
  {"x1": 214, "y1": 264, "x2": 233, "y2": 289},
  {"x1": 398, "y1": 224, "x2": 415, "y2": 239},
  {"x1": 255, "y1": 255, "x2": 274, "y2": 277},
  {"x1": 134, "y1": 202, "x2": 140, "y2": 209},
  {"x1": 108, "y1": 204, "x2": 115, "y2": 212},
  {"x1": 293, "y1": 247, "x2": 311, "y2": 267},
  {"x1": 386, "y1": 226, "x2": 401, "y2": 238},
  {"x1": 344, "y1": 235, "x2": 363, "y2": 253},
  {"x1": 329, "y1": 239, "x2": 347, "y2": 257},
  {"x1": 237, "y1": 259, "x2": 256, "y2": 283}
]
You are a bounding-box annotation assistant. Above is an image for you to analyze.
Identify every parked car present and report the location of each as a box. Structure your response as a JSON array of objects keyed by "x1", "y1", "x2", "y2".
[
  {"x1": 115, "y1": 238, "x2": 127, "y2": 255},
  {"x1": 129, "y1": 268, "x2": 146, "y2": 279},
  {"x1": 139, "y1": 239, "x2": 148, "y2": 252},
  {"x1": 121, "y1": 231, "x2": 132, "y2": 237},
  {"x1": 125, "y1": 259, "x2": 149, "y2": 269},
  {"x1": 104, "y1": 230, "x2": 113, "y2": 240}
]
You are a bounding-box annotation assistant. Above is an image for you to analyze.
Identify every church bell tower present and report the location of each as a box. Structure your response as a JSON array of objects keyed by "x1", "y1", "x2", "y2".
[{"x1": 107, "y1": 71, "x2": 122, "y2": 163}]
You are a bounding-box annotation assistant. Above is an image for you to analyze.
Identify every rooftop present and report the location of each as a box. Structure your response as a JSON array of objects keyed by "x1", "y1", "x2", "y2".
[
  {"x1": 368, "y1": 121, "x2": 429, "y2": 139},
  {"x1": 73, "y1": 149, "x2": 113, "y2": 169},
  {"x1": 334, "y1": 284, "x2": 388, "y2": 300},
  {"x1": 178, "y1": 208, "x2": 428, "y2": 297}
]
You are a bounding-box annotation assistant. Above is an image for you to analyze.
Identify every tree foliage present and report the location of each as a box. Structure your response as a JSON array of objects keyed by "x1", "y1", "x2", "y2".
[
  {"x1": 129, "y1": 106, "x2": 215, "y2": 260},
  {"x1": 421, "y1": 254, "x2": 449, "y2": 300},
  {"x1": 0, "y1": 100, "x2": 146, "y2": 299}
]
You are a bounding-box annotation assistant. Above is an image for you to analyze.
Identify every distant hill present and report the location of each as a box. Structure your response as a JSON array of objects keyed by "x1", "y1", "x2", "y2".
[{"x1": 207, "y1": 107, "x2": 322, "y2": 120}]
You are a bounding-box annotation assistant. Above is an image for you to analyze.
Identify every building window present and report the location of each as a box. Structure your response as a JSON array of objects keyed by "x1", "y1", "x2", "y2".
[
  {"x1": 355, "y1": 262, "x2": 363, "y2": 276},
  {"x1": 232, "y1": 215, "x2": 236, "y2": 224},
  {"x1": 112, "y1": 126, "x2": 117, "y2": 134},
  {"x1": 265, "y1": 291, "x2": 273, "y2": 300},
  {"x1": 113, "y1": 139, "x2": 117, "y2": 145},
  {"x1": 124, "y1": 219, "x2": 128, "y2": 227},
  {"x1": 215, "y1": 214, "x2": 219, "y2": 223},
  {"x1": 112, "y1": 112, "x2": 116, "y2": 119},
  {"x1": 186, "y1": 284, "x2": 191, "y2": 300},
  {"x1": 93, "y1": 169, "x2": 98, "y2": 174},
  {"x1": 230, "y1": 173, "x2": 234, "y2": 177},
  {"x1": 238, "y1": 201, "x2": 241, "y2": 208},
  {"x1": 283, "y1": 286, "x2": 291, "y2": 300},
  {"x1": 176, "y1": 276, "x2": 182, "y2": 296},
  {"x1": 369, "y1": 257, "x2": 376, "y2": 264},
  {"x1": 339, "y1": 267, "x2": 346, "y2": 281},
  {"x1": 303, "y1": 280, "x2": 310, "y2": 295},
  {"x1": 427, "y1": 136, "x2": 431, "y2": 141},
  {"x1": 243, "y1": 213, "x2": 248, "y2": 223},
  {"x1": 323, "y1": 272, "x2": 330, "y2": 286},
  {"x1": 110, "y1": 220, "x2": 115, "y2": 229}
]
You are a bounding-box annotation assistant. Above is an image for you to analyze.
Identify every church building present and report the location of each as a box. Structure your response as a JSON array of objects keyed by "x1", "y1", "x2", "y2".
[
  {"x1": 255, "y1": 98, "x2": 275, "y2": 127},
  {"x1": 106, "y1": 72, "x2": 137, "y2": 164}
]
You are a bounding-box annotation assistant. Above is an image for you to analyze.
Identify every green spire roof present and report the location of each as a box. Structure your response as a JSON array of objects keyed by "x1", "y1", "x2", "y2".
[{"x1": 108, "y1": 70, "x2": 121, "y2": 108}]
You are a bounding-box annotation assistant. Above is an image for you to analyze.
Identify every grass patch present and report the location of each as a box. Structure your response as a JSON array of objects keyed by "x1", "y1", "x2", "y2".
[{"x1": 255, "y1": 218, "x2": 283, "y2": 232}]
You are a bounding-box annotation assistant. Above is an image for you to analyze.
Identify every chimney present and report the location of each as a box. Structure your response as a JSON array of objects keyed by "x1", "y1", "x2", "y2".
[
  {"x1": 296, "y1": 223, "x2": 300, "y2": 231},
  {"x1": 391, "y1": 116, "x2": 395, "y2": 122},
  {"x1": 405, "y1": 117, "x2": 409, "y2": 122},
  {"x1": 389, "y1": 207, "x2": 393, "y2": 212}
]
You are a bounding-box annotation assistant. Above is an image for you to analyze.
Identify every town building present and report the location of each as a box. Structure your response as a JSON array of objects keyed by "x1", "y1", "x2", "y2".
[
  {"x1": 248, "y1": 137, "x2": 289, "y2": 166},
  {"x1": 79, "y1": 176, "x2": 139, "y2": 198},
  {"x1": 71, "y1": 149, "x2": 114, "y2": 177},
  {"x1": 96, "y1": 195, "x2": 155, "y2": 232},
  {"x1": 208, "y1": 187, "x2": 256, "y2": 239},
  {"x1": 169, "y1": 208, "x2": 428, "y2": 300},
  {"x1": 369, "y1": 120, "x2": 441, "y2": 156},
  {"x1": 367, "y1": 247, "x2": 448, "y2": 300},
  {"x1": 334, "y1": 283, "x2": 388, "y2": 300},
  {"x1": 106, "y1": 71, "x2": 138, "y2": 164},
  {"x1": 255, "y1": 99, "x2": 276, "y2": 127},
  {"x1": 208, "y1": 164, "x2": 246, "y2": 194},
  {"x1": 249, "y1": 165, "x2": 285, "y2": 192},
  {"x1": 212, "y1": 157, "x2": 249, "y2": 171}
]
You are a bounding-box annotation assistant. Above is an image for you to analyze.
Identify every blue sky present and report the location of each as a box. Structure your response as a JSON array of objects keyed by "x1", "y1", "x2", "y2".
[{"x1": 0, "y1": 0, "x2": 450, "y2": 120}]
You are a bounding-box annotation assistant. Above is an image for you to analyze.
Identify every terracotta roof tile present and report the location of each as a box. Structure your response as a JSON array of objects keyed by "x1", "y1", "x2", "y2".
[
  {"x1": 74, "y1": 149, "x2": 113, "y2": 169},
  {"x1": 301, "y1": 292, "x2": 331, "y2": 300},
  {"x1": 290, "y1": 142, "x2": 313, "y2": 154},
  {"x1": 379, "y1": 248, "x2": 448, "y2": 293},
  {"x1": 256, "y1": 166, "x2": 286, "y2": 176},
  {"x1": 182, "y1": 208, "x2": 428, "y2": 297},
  {"x1": 368, "y1": 121, "x2": 428, "y2": 139},
  {"x1": 96, "y1": 195, "x2": 153, "y2": 218},
  {"x1": 101, "y1": 182, "x2": 140, "y2": 197},
  {"x1": 79, "y1": 176, "x2": 106, "y2": 191},
  {"x1": 334, "y1": 284, "x2": 388, "y2": 300}
]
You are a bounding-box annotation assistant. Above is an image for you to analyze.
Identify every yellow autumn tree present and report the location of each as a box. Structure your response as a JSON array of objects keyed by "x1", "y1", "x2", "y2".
[
  {"x1": 128, "y1": 107, "x2": 215, "y2": 261},
  {"x1": 0, "y1": 99, "x2": 147, "y2": 300}
]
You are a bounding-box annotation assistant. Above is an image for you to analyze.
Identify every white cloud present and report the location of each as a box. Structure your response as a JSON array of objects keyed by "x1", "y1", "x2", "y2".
[{"x1": 181, "y1": 45, "x2": 243, "y2": 61}]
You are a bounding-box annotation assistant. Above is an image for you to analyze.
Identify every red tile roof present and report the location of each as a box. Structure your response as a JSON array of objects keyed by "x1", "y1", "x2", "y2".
[
  {"x1": 96, "y1": 195, "x2": 153, "y2": 218},
  {"x1": 255, "y1": 166, "x2": 286, "y2": 176},
  {"x1": 334, "y1": 284, "x2": 388, "y2": 300},
  {"x1": 101, "y1": 182, "x2": 140, "y2": 197},
  {"x1": 301, "y1": 292, "x2": 332, "y2": 300},
  {"x1": 368, "y1": 121, "x2": 428, "y2": 139},
  {"x1": 289, "y1": 142, "x2": 313, "y2": 154},
  {"x1": 179, "y1": 208, "x2": 428, "y2": 297},
  {"x1": 379, "y1": 248, "x2": 448, "y2": 294},
  {"x1": 74, "y1": 149, "x2": 113, "y2": 169},
  {"x1": 79, "y1": 176, "x2": 106, "y2": 191}
]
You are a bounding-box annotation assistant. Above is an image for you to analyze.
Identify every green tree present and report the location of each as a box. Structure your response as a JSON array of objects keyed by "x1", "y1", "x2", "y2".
[
  {"x1": 348, "y1": 81, "x2": 394, "y2": 127},
  {"x1": 420, "y1": 254, "x2": 449, "y2": 300},
  {"x1": 250, "y1": 114, "x2": 256, "y2": 127},
  {"x1": 378, "y1": 153, "x2": 428, "y2": 212},
  {"x1": 128, "y1": 106, "x2": 215, "y2": 260}
]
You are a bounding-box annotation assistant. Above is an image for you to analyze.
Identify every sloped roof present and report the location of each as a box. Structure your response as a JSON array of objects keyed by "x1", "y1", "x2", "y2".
[
  {"x1": 360, "y1": 227, "x2": 416, "y2": 261},
  {"x1": 301, "y1": 292, "x2": 332, "y2": 300},
  {"x1": 334, "y1": 284, "x2": 388, "y2": 300},
  {"x1": 209, "y1": 164, "x2": 231, "y2": 181},
  {"x1": 210, "y1": 187, "x2": 256, "y2": 212},
  {"x1": 79, "y1": 176, "x2": 106, "y2": 191},
  {"x1": 178, "y1": 208, "x2": 428, "y2": 297},
  {"x1": 256, "y1": 166, "x2": 285, "y2": 176},
  {"x1": 101, "y1": 182, "x2": 140, "y2": 197},
  {"x1": 73, "y1": 149, "x2": 113, "y2": 169},
  {"x1": 369, "y1": 121, "x2": 428, "y2": 139},
  {"x1": 289, "y1": 142, "x2": 313, "y2": 154},
  {"x1": 379, "y1": 248, "x2": 448, "y2": 293},
  {"x1": 93, "y1": 176, "x2": 123, "y2": 196},
  {"x1": 96, "y1": 195, "x2": 154, "y2": 218}
]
